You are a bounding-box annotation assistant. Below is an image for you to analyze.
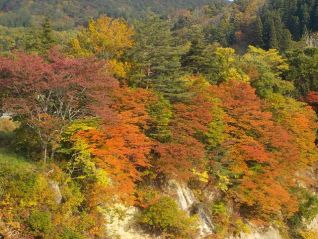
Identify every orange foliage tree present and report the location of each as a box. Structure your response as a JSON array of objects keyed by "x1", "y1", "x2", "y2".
[
  {"x1": 70, "y1": 87, "x2": 154, "y2": 204},
  {"x1": 154, "y1": 76, "x2": 214, "y2": 180},
  {"x1": 212, "y1": 80, "x2": 301, "y2": 222}
]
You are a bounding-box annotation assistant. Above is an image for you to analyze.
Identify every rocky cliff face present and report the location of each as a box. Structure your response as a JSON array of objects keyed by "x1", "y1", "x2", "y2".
[
  {"x1": 105, "y1": 205, "x2": 154, "y2": 239},
  {"x1": 228, "y1": 227, "x2": 282, "y2": 239},
  {"x1": 170, "y1": 181, "x2": 214, "y2": 237},
  {"x1": 104, "y1": 182, "x2": 318, "y2": 239},
  {"x1": 104, "y1": 181, "x2": 215, "y2": 239},
  {"x1": 49, "y1": 180, "x2": 62, "y2": 204},
  {"x1": 307, "y1": 214, "x2": 318, "y2": 231},
  {"x1": 171, "y1": 181, "x2": 286, "y2": 239}
]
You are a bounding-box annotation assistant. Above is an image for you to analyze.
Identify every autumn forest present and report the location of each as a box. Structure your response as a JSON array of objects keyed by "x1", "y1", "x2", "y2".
[{"x1": 0, "y1": 0, "x2": 318, "y2": 239}]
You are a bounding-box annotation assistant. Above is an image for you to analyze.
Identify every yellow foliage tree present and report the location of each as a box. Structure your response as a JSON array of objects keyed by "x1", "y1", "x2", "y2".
[
  {"x1": 243, "y1": 46, "x2": 289, "y2": 72},
  {"x1": 70, "y1": 16, "x2": 134, "y2": 78},
  {"x1": 241, "y1": 46, "x2": 293, "y2": 97},
  {"x1": 214, "y1": 47, "x2": 250, "y2": 83},
  {"x1": 70, "y1": 16, "x2": 134, "y2": 59}
]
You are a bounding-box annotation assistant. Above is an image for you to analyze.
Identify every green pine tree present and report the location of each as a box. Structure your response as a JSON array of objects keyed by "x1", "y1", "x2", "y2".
[
  {"x1": 181, "y1": 33, "x2": 207, "y2": 74},
  {"x1": 279, "y1": 28, "x2": 292, "y2": 51},
  {"x1": 147, "y1": 94, "x2": 173, "y2": 143},
  {"x1": 128, "y1": 15, "x2": 187, "y2": 101},
  {"x1": 300, "y1": 3, "x2": 310, "y2": 37},
  {"x1": 41, "y1": 18, "x2": 56, "y2": 51},
  {"x1": 268, "y1": 18, "x2": 279, "y2": 49},
  {"x1": 22, "y1": 18, "x2": 56, "y2": 54},
  {"x1": 254, "y1": 17, "x2": 264, "y2": 47},
  {"x1": 23, "y1": 27, "x2": 42, "y2": 53}
]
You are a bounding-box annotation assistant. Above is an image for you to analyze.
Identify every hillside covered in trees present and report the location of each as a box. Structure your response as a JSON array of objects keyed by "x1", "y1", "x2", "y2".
[
  {"x1": 1, "y1": 0, "x2": 318, "y2": 239},
  {"x1": 0, "y1": 0, "x2": 228, "y2": 28}
]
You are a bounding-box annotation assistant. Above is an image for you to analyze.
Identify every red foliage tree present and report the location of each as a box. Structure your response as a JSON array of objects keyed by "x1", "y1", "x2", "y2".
[
  {"x1": 305, "y1": 91, "x2": 318, "y2": 111},
  {"x1": 0, "y1": 50, "x2": 117, "y2": 162},
  {"x1": 0, "y1": 50, "x2": 154, "y2": 205}
]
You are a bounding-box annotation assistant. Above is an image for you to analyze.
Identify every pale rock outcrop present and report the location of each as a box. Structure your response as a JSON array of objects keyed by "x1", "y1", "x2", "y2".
[
  {"x1": 228, "y1": 227, "x2": 282, "y2": 239},
  {"x1": 49, "y1": 180, "x2": 62, "y2": 204},
  {"x1": 307, "y1": 214, "x2": 318, "y2": 231},
  {"x1": 170, "y1": 181, "x2": 214, "y2": 236},
  {"x1": 105, "y1": 205, "x2": 156, "y2": 239},
  {"x1": 104, "y1": 181, "x2": 318, "y2": 239},
  {"x1": 104, "y1": 182, "x2": 215, "y2": 239}
]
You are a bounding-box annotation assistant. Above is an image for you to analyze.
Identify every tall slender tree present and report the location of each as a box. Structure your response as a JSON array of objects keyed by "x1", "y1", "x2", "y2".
[
  {"x1": 128, "y1": 15, "x2": 187, "y2": 101},
  {"x1": 41, "y1": 17, "x2": 56, "y2": 50},
  {"x1": 254, "y1": 16, "x2": 264, "y2": 47}
]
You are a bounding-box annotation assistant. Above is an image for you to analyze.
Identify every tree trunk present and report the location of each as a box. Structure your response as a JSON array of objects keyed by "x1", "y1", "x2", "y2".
[
  {"x1": 43, "y1": 144, "x2": 48, "y2": 164},
  {"x1": 50, "y1": 149, "x2": 55, "y2": 161}
]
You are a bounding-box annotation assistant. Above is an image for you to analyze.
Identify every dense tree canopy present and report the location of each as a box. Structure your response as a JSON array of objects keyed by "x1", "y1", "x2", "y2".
[
  {"x1": 0, "y1": 3, "x2": 318, "y2": 238},
  {"x1": 0, "y1": 0, "x2": 228, "y2": 29}
]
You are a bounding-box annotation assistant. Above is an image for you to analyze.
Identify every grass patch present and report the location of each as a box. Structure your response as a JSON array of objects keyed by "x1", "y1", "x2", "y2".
[{"x1": 0, "y1": 148, "x2": 35, "y2": 172}]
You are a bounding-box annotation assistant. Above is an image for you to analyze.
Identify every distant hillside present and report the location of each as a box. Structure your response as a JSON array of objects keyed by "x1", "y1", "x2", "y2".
[{"x1": 0, "y1": 0, "x2": 228, "y2": 29}]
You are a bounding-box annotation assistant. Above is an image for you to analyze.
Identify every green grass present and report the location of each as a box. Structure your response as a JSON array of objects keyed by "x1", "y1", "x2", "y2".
[{"x1": 0, "y1": 148, "x2": 35, "y2": 172}]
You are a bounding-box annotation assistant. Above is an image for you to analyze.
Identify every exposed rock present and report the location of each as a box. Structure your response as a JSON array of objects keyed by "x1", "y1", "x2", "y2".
[
  {"x1": 0, "y1": 113, "x2": 11, "y2": 119},
  {"x1": 105, "y1": 204, "x2": 156, "y2": 239},
  {"x1": 169, "y1": 180, "x2": 214, "y2": 236},
  {"x1": 308, "y1": 215, "x2": 318, "y2": 230},
  {"x1": 104, "y1": 181, "x2": 215, "y2": 239},
  {"x1": 102, "y1": 182, "x2": 318, "y2": 239},
  {"x1": 228, "y1": 227, "x2": 282, "y2": 239},
  {"x1": 49, "y1": 180, "x2": 62, "y2": 204}
]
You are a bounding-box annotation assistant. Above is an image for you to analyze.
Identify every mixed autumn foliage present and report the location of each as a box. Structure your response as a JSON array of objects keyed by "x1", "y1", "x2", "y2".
[{"x1": 0, "y1": 4, "x2": 318, "y2": 238}]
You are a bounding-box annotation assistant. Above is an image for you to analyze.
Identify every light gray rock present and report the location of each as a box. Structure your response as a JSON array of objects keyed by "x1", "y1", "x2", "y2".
[
  {"x1": 169, "y1": 180, "x2": 214, "y2": 236},
  {"x1": 105, "y1": 205, "x2": 156, "y2": 239},
  {"x1": 228, "y1": 227, "x2": 282, "y2": 239},
  {"x1": 308, "y1": 215, "x2": 318, "y2": 230},
  {"x1": 49, "y1": 180, "x2": 62, "y2": 204}
]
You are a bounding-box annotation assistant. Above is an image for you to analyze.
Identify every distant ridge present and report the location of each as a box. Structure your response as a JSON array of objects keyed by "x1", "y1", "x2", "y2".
[{"x1": 0, "y1": 0, "x2": 228, "y2": 29}]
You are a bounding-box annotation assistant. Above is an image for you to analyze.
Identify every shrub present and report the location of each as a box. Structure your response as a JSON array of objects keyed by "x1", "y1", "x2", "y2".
[
  {"x1": 0, "y1": 118, "x2": 18, "y2": 146},
  {"x1": 299, "y1": 230, "x2": 318, "y2": 239},
  {"x1": 28, "y1": 210, "x2": 52, "y2": 235},
  {"x1": 137, "y1": 196, "x2": 198, "y2": 238},
  {"x1": 57, "y1": 228, "x2": 84, "y2": 239},
  {"x1": 0, "y1": 117, "x2": 18, "y2": 132},
  {"x1": 289, "y1": 187, "x2": 318, "y2": 236},
  {"x1": 211, "y1": 201, "x2": 231, "y2": 237}
]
